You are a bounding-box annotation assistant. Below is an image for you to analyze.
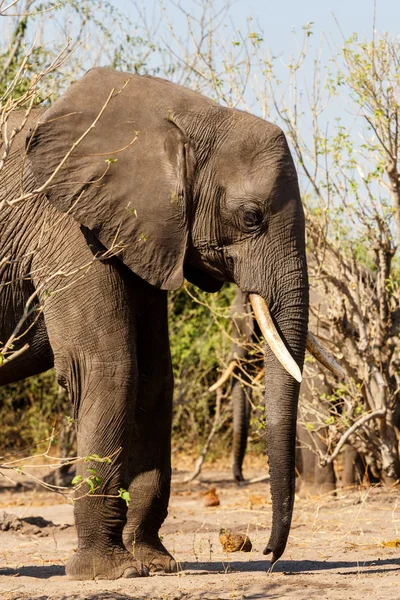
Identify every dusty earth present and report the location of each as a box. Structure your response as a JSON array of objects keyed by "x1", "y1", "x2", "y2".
[{"x1": 0, "y1": 462, "x2": 399, "y2": 600}]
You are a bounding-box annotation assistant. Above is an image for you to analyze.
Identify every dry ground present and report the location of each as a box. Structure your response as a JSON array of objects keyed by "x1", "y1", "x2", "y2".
[{"x1": 0, "y1": 461, "x2": 399, "y2": 600}]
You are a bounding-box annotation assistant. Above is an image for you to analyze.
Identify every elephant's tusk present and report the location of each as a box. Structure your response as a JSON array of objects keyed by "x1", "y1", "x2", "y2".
[
  {"x1": 209, "y1": 360, "x2": 237, "y2": 392},
  {"x1": 249, "y1": 294, "x2": 303, "y2": 383},
  {"x1": 306, "y1": 332, "x2": 346, "y2": 380}
]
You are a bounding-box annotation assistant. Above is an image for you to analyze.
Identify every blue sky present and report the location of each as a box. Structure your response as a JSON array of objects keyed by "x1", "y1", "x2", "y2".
[
  {"x1": 116, "y1": 0, "x2": 399, "y2": 58},
  {"x1": 111, "y1": 0, "x2": 398, "y2": 115}
]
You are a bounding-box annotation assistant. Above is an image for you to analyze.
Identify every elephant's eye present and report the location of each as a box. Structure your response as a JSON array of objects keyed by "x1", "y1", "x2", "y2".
[{"x1": 243, "y1": 209, "x2": 263, "y2": 229}]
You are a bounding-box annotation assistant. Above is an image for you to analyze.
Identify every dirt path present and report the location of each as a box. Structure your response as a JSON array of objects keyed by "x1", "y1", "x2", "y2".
[{"x1": 0, "y1": 466, "x2": 399, "y2": 599}]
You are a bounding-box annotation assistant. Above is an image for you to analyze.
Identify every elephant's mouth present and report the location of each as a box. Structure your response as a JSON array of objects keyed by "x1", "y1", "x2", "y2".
[{"x1": 210, "y1": 293, "x2": 345, "y2": 391}]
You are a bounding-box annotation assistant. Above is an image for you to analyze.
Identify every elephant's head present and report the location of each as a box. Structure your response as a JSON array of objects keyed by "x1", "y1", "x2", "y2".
[{"x1": 27, "y1": 68, "x2": 338, "y2": 563}]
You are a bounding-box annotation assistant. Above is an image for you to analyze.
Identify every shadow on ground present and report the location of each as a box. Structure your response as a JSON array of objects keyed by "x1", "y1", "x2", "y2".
[
  {"x1": 181, "y1": 557, "x2": 400, "y2": 575},
  {"x1": 0, "y1": 564, "x2": 65, "y2": 578},
  {"x1": 1, "y1": 557, "x2": 399, "y2": 580}
]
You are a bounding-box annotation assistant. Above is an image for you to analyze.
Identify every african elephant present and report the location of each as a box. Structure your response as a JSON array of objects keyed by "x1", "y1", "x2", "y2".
[{"x1": 1, "y1": 68, "x2": 337, "y2": 579}]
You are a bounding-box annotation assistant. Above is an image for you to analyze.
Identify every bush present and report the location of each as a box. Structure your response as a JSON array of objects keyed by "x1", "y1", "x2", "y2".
[{"x1": 0, "y1": 370, "x2": 61, "y2": 452}]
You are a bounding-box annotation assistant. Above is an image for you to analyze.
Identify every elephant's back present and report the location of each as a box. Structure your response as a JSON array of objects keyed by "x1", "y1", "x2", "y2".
[{"x1": 85, "y1": 68, "x2": 218, "y2": 115}]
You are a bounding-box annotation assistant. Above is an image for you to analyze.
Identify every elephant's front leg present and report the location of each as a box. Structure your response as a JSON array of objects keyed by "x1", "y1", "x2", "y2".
[
  {"x1": 122, "y1": 288, "x2": 176, "y2": 573},
  {"x1": 65, "y1": 363, "x2": 148, "y2": 580},
  {"x1": 41, "y1": 249, "x2": 148, "y2": 580}
]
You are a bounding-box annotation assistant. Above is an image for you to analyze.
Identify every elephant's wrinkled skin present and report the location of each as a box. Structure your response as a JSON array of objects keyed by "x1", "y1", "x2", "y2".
[{"x1": 0, "y1": 69, "x2": 309, "y2": 579}]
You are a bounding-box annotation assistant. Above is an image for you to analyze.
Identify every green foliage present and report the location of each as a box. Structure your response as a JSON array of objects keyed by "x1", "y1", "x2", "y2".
[
  {"x1": 83, "y1": 454, "x2": 112, "y2": 464},
  {"x1": 0, "y1": 370, "x2": 61, "y2": 451},
  {"x1": 71, "y1": 468, "x2": 101, "y2": 494},
  {"x1": 71, "y1": 475, "x2": 83, "y2": 486},
  {"x1": 169, "y1": 283, "x2": 237, "y2": 446},
  {"x1": 118, "y1": 488, "x2": 131, "y2": 506}
]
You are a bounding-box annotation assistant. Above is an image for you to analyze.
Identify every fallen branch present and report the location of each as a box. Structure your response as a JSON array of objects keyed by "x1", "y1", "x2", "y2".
[{"x1": 319, "y1": 408, "x2": 387, "y2": 466}]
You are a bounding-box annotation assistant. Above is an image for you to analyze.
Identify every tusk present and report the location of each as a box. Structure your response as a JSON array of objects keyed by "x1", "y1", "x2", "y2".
[
  {"x1": 306, "y1": 332, "x2": 346, "y2": 380},
  {"x1": 249, "y1": 294, "x2": 302, "y2": 383},
  {"x1": 209, "y1": 360, "x2": 237, "y2": 392}
]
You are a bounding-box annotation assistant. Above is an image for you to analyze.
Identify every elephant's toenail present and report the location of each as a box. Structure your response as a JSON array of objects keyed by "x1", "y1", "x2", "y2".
[
  {"x1": 123, "y1": 567, "x2": 140, "y2": 578},
  {"x1": 169, "y1": 559, "x2": 178, "y2": 573}
]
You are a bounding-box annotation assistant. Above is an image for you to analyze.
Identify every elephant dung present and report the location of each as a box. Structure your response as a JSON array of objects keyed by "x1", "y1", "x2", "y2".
[
  {"x1": 203, "y1": 487, "x2": 220, "y2": 507},
  {"x1": 219, "y1": 529, "x2": 252, "y2": 553}
]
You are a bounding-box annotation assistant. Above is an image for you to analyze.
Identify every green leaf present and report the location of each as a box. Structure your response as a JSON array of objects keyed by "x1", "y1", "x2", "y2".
[
  {"x1": 86, "y1": 477, "x2": 96, "y2": 493},
  {"x1": 85, "y1": 453, "x2": 101, "y2": 462},
  {"x1": 71, "y1": 475, "x2": 83, "y2": 486},
  {"x1": 84, "y1": 453, "x2": 113, "y2": 464},
  {"x1": 118, "y1": 488, "x2": 131, "y2": 506}
]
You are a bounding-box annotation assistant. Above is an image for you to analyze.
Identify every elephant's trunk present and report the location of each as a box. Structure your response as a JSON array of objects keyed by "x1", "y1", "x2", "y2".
[
  {"x1": 263, "y1": 361, "x2": 302, "y2": 562},
  {"x1": 253, "y1": 267, "x2": 308, "y2": 563}
]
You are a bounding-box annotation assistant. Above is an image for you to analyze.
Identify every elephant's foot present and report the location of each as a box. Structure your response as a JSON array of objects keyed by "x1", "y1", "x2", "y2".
[
  {"x1": 233, "y1": 464, "x2": 245, "y2": 483},
  {"x1": 66, "y1": 548, "x2": 148, "y2": 580},
  {"x1": 128, "y1": 536, "x2": 177, "y2": 573}
]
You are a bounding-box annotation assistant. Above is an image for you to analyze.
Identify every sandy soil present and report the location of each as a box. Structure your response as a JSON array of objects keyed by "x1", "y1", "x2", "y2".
[{"x1": 0, "y1": 464, "x2": 399, "y2": 600}]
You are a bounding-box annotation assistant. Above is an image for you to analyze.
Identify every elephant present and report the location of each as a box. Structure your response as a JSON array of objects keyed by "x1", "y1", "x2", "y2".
[
  {"x1": 210, "y1": 289, "x2": 354, "y2": 493},
  {"x1": 0, "y1": 68, "x2": 339, "y2": 580}
]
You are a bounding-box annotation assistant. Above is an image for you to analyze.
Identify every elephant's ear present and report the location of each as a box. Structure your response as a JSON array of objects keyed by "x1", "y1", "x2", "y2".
[{"x1": 27, "y1": 68, "x2": 196, "y2": 290}]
